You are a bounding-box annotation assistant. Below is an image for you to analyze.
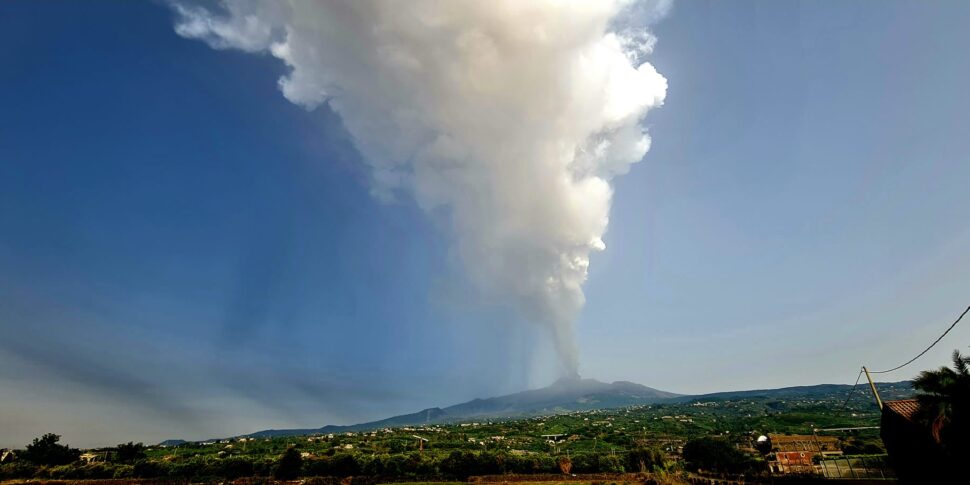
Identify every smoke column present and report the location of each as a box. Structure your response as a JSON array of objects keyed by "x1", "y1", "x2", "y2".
[{"x1": 171, "y1": 0, "x2": 668, "y2": 376}]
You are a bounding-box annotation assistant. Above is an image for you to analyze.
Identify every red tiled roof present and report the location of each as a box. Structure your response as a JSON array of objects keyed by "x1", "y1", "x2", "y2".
[
  {"x1": 768, "y1": 434, "x2": 840, "y2": 452},
  {"x1": 884, "y1": 399, "x2": 920, "y2": 420}
]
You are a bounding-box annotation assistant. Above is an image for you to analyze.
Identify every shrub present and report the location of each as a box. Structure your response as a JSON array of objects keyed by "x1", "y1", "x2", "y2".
[
  {"x1": 304, "y1": 456, "x2": 332, "y2": 476},
  {"x1": 440, "y1": 450, "x2": 474, "y2": 479},
  {"x1": 569, "y1": 453, "x2": 597, "y2": 473},
  {"x1": 167, "y1": 459, "x2": 203, "y2": 478},
  {"x1": 253, "y1": 457, "x2": 276, "y2": 477},
  {"x1": 360, "y1": 454, "x2": 385, "y2": 476},
  {"x1": 558, "y1": 455, "x2": 572, "y2": 474},
  {"x1": 275, "y1": 446, "x2": 303, "y2": 479},
  {"x1": 383, "y1": 454, "x2": 406, "y2": 477},
  {"x1": 0, "y1": 462, "x2": 39, "y2": 479},
  {"x1": 683, "y1": 437, "x2": 756, "y2": 474},
  {"x1": 133, "y1": 458, "x2": 167, "y2": 478},
  {"x1": 599, "y1": 454, "x2": 625, "y2": 473},
  {"x1": 330, "y1": 453, "x2": 359, "y2": 477},
  {"x1": 222, "y1": 457, "x2": 256, "y2": 478},
  {"x1": 627, "y1": 447, "x2": 664, "y2": 472},
  {"x1": 113, "y1": 465, "x2": 134, "y2": 479},
  {"x1": 114, "y1": 442, "x2": 147, "y2": 463},
  {"x1": 79, "y1": 463, "x2": 116, "y2": 479}
]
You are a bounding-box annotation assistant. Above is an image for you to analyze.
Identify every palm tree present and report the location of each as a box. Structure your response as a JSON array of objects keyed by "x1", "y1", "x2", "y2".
[{"x1": 912, "y1": 350, "x2": 970, "y2": 455}]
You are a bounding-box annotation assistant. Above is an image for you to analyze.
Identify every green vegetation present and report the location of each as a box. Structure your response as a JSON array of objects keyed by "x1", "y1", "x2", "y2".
[
  {"x1": 682, "y1": 437, "x2": 755, "y2": 474},
  {"x1": 913, "y1": 349, "x2": 970, "y2": 458},
  {"x1": 275, "y1": 446, "x2": 303, "y2": 479},
  {"x1": 0, "y1": 384, "x2": 908, "y2": 482},
  {"x1": 112, "y1": 442, "x2": 146, "y2": 464},
  {"x1": 21, "y1": 433, "x2": 80, "y2": 466}
]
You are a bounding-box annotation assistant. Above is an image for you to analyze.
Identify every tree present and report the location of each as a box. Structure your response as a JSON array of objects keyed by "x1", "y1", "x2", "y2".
[
  {"x1": 682, "y1": 437, "x2": 754, "y2": 474},
  {"x1": 557, "y1": 455, "x2": 572, "y2": 474},
  {"x1": 912, "y1": 349, "x2": 970, "y2": 457},
  {"x1": 627, "y1": 447, "x2": 664, "y2": 472},
  {"x1": 275, "y1": 446, "x2": 303, "y2": 480},
  {"x1": 330, "y1": 453, "x2": 360, "y2": 477},
  {"x1": 23, "y1": 434, "x2": 80, "y2": 466},
  {"x1": 599, "y1": 454, "x2": 625, "y2": 473},
  {"x1": 440, "y1": 450, "x2": 476, "y2": 479},
  {"x1": 114, "y1": 442, "x2": 146, "y2": 464},
  {"x1": 133, "y1": 459, "x2": 167, "y2": 478},
  {"x1": 220, "y1": 457, "x2": 255, "y2": 479}
]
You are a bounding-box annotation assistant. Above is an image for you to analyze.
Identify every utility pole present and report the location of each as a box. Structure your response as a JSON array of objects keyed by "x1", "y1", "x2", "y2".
[{"x1": 862, "y1": 366, "x2": 883, "y2": 410}]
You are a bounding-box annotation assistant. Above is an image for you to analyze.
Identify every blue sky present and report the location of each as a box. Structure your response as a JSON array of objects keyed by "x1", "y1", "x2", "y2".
[{"x1": 2, "y1": 0, "x2": 969, "y2": 448}]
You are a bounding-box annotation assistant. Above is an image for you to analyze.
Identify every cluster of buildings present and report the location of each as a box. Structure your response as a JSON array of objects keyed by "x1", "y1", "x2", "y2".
[
  {"x1": 764, "y1": 434, "x2": 843, "y2": 475},
  {"x1": 758, "y1": 396, "x2": 934, "y2": 480}
]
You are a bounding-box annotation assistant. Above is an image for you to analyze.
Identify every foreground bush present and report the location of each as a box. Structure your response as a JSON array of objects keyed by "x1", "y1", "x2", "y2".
[
  {"x1": 682, "y1": 437, "x2": 757, "y2": 474},
  {"x1": 0, "y1": 462, "x2": 39, "y2": 480},
  {"x1": 0, "y1": 447, "x2": 683, "y2": 481}
]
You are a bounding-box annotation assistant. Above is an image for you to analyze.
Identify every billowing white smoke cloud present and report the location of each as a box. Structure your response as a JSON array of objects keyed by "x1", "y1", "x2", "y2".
[{"x1": 171, "y1": 0, "x2": 668, "y2": 376}]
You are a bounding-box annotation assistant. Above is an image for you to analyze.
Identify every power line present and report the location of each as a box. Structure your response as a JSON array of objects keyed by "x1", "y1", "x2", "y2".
[
  {"x1": 838, "y1": 368, "x2": 864, "y2": 413},
  {"x1": 870, "y1": 304, "x2": 970, "y2": 375}
]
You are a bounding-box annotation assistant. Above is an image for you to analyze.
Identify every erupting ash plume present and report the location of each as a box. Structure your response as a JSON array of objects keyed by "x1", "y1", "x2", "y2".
[{"x1": 171, "y1": 0, "x2": 668, "y2": 376}]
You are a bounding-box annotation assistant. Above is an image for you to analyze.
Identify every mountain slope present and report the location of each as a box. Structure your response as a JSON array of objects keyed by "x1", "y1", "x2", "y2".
[
  {"x1": 442, "y1": 377, "x2": 678, "y2": 417},
  {"x1": 247, "y1": 407, "x2": 449, "y2": 438},
  {"x1": 181, "y1": 379, "x2": 910, "y2": 441},
  {"x1": 679, "y1": 380, "x2": 913, "y2": 402},
  {"x1": 244, "y1": 377, "x2": 678, "y2": 438}
]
